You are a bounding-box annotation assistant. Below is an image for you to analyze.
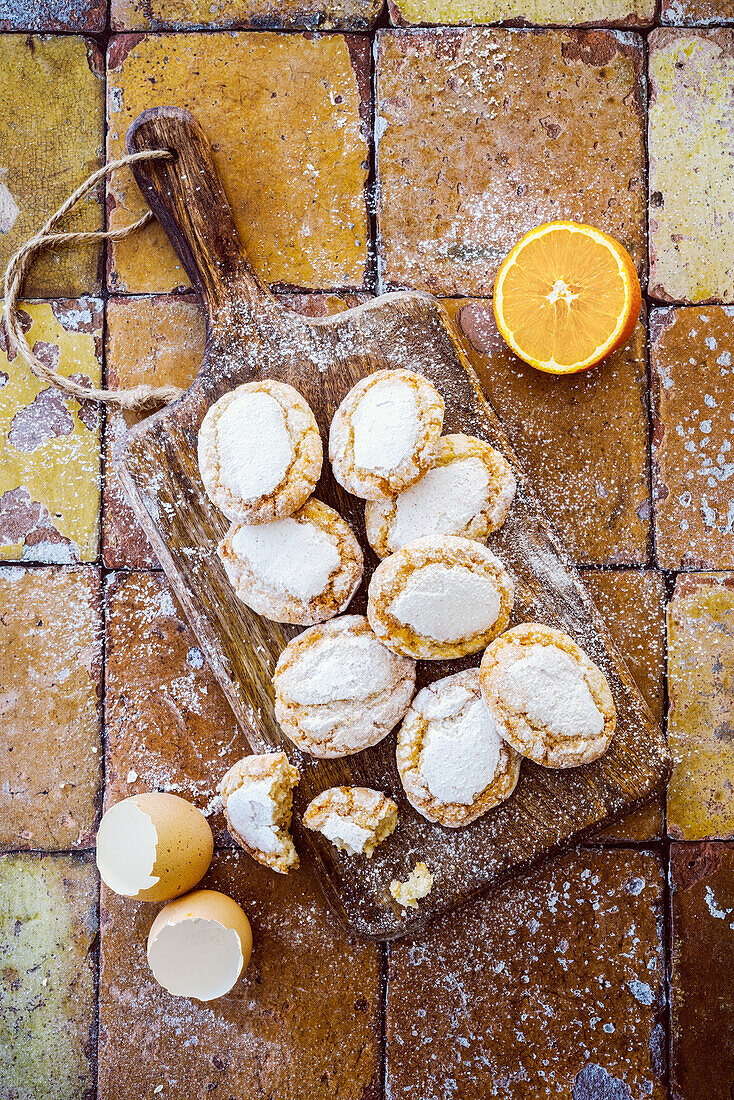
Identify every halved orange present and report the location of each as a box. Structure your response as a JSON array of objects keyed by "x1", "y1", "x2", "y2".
[{"x1": 493, "y1": 221, "x2": 641, "y2": 375}]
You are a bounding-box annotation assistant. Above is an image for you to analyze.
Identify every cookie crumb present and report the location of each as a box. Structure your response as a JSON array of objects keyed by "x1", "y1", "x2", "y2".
[{"x1": 390, "y1": 862, "x2": 433, "y2": 908}]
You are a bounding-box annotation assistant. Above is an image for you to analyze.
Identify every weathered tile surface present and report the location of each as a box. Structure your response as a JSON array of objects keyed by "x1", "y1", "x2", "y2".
[
  {"x1": 649, "y1": 30, "x2": 734, "y2": 305},
  {"x1": 0, "y1": 36, "x2": 104, "y2": 296},
  {"x1": 98, "y1": 849, "x2": 381, "y2": 1100},
  {"x1": 0, "y1": 853, "x2": 98, "y2": 1100},
  {"x1": 111, "y1": 0, "x2": 381, "y2": 30},
  {"x1": 105, "y1": 571, "x2": 243, "y2": 838},
  {"x1": 449, "y1": 300, "x2": 650, "y2": 564},
  {"x1": 388, "y1": 0, "x2": 654, "y2": 25},
  {"x1": 670, "y1": 842, "x2": 734, "y2": 1100},
  {"x1": 107, "y1": 33, "x2": 370, "y2": 294},
  {"x1": 376, "y1": 29, "x2": 646, "y2": 296},
  {"x1": 667, "y1": 573, "x2": 734, "y2": 841},
  {"x1": 386, "y1": 848, "x2": 666, "y2": 1099},
  {"x1": 0, "y1": 566, "x2": 102, "y2": 850},
  {"x1": 582, "y1": 569, "x2": 666, "y2": 842},
  {"x1": 651, "y1": 306, "x2": 734, "y2": 570},
  {"x1": 661, "y1": 0, "x2": 734, "y2": 21},
  {"x1": 0, "y1": 0, "x2": 105, "y2": 29},
  {"x1": 0, "y1": 299, "x2": 102, "y2": 564}
]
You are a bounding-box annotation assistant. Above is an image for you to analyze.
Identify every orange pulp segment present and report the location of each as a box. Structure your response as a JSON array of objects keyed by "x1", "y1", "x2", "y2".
[{"x1": 493, "y1": 222, "x2": 641, "y2": 374}]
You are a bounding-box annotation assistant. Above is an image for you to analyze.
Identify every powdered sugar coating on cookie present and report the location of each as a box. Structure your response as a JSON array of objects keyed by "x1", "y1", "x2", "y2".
[
  {"x1": 480, "y1": 623, "x2": 616, "y2": 769},
  {"x1": 273, "y1": 615, "x2": 416, "y2": 759},
  {"x1": 218, "y1": 499, "x2": 363, "y2": 625},
  {"x1": 329, "y1": 369, "x2": 444, "y2": 500},
  {"x1": 198, "y1": 380, "x2": 322, "y2": 524},
  {"x1": 367, "y1": 535, "x2": 514, "y2": 660},
  {"x1": 397, "y1": 669, "x2": 521, "y2": 828},
  {"x1": 303, "y1": 786, "x2": 398, "y2": 857},
  {"x1": 365, "y1": 434, "x2": 516, "y2": 557},
  {"x1": 220, "y1": 752, "x2": 300, "y2": 873}
]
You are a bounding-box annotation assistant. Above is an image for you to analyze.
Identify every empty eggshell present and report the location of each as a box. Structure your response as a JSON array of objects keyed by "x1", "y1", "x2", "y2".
[
  {"x1": 147, "y1": 889, "x2": 253, "y2": 1001},
  {"x1": 95, "y1": 792, "x2": 213, "y2": 902}
]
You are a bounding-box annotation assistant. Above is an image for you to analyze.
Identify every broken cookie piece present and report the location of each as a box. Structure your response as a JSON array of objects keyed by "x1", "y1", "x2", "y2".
[
  {"x1": 303, "y1": 786, "x2": 398, "y2": 857},
  {"x1": 390, "y1": 862, "x2": 433, "y2": 909},
  {"x1": 220, "y1": 752, "x2": 300, "y2": 874}
]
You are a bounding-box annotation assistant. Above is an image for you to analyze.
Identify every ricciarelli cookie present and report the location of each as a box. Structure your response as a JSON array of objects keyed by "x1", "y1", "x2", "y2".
[
  {"x1": 198, "y1": 380, "x2": 322, "y2": 524},
  {"x1": 329, "y1": 368, "x2": 444, "y2": 501},
  {"x1": 365, "y1": 434, "x2": 516, "y2": 558},
  {"x1": 396, "y1": 669, "x2": 521, "y2": 828},
  {"x1": 273, "y1": 615, "x2": 416, "y2": 759},
  {"x1": 479, "y1": 623, "x2": 616, "y2": 768},
  {"x1": 220, "y1": 752, "x2": 300, "y2": 874},
  {"x1": 218, "y1": 499, "x2": 363, "y2": 625},
  {"x1": 303, "y1": 787, "x2": 398, "y2": 857},
  {"x1": 367, "y1": 535, "x2": 514, "y2": 660}
]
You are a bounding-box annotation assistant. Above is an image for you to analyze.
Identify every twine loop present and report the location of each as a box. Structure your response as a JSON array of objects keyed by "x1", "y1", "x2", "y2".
[{"x1": 3, "y1": 148, "x2": 185, "y2": 411}]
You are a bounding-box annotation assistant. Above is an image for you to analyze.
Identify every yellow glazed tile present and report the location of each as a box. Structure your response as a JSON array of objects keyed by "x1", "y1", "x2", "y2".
[
  {"x1": 0, "y1": 36, "x2": 104, "y2": 297},
  {"x1": 107, "y1": 33, "x2": 370, "y2": 293},
  {"x1": 667, "y1": 573, "x2": 734, "y2": 839},
  {"x1": 0, "y1": 299, "x2": 102, "y2": 563},
  {"x1": 649, "y1": 30, "x2": 734, "y2": 304},
  {"x1": 388, "y1": 0, "x2": 654, "y2": 25},
  {"x1": 111, "y1": 0, "x2": 382, "y2": 30}
]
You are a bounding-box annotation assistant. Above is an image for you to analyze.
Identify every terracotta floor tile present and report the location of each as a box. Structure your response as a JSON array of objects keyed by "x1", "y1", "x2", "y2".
[
  {"x1": 651, "y1": 306, "x2": 734, "y2": 570},
  {"x1": 582, "y1": 569, "x2": 666, "y2": 842},
  {"x1": 107, "y1": 33, "x2": 370, "y2": 294},
  {"x1": 667, "y1": 573, "x2": 734, "y2": 841},
  {"x1": 98, "y1": 849, "x2": 381, "y2": 1100},
  {"x1": 0, "y1": 0, "x2": 105, "y2": 29},
  {"x1": 375, "y1": 29, "x2": 646, "y2": 296},
  {"x1": 448, "y1": 299, "x2": 650, "y2": 565},
  {"x1": 648, "y1": 30, "x2": 734, "y2": 305},
  {"x1": 0, "y1": 299, "x2": 102, "y2": 564},
  {"x1": 0, "y1": 566, "x2": 102, "y2": 851},
  {"x1": 670, "y1": 842, "x2": 734, "y2": 1100},
  {"x1": 388, "y1": 0, "x2": 654, "y2": 25},
  {"x1": 386, "y1": 848, "x2": 666, "y2": 1099},
  {"x1": 105, "y1": 571, "x2": 244, "y2": 838},
  {"x1": 0, "y1": 37, "x2": 104, "y2": 297},
  {"x1": 0, "y1": 853, "x2": 98, "y2": 1100},
  {"x1": 103, "y1": 291, "x2": 369, "y2": 568},
  {"x1": 111, "y1": 0, "x2": 381, "y2": 30}
]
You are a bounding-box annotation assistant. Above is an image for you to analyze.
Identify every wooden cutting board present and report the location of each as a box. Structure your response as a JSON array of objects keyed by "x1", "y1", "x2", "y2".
[{"x1": 119, "y1": 106, "x2": 670, "y2": 940}]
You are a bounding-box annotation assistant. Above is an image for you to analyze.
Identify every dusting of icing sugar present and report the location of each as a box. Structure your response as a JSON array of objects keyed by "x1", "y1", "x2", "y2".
[
  {"x1": 230, "y1": 519, "x2": 340, "y2": 601},
  {"x1": 418, "y1": 681, "x2": 501, "y2": 804},
  {"x1": 320, "y1": 813, "x2": 372, "y2": 854},
  {"x1": 283, "y1": 633, "x2": 402, "y2": 706},
  {"x1": 352, "y1": 382, "x2": 419, "y2": 473},
  {"x1": 390, "y1": 459, "x2": 490, "y2": 546},
  {"x1": 225, "y1": 777, "x2": 280, "y2": 854},
  {"x1": 217, "y1": 392, "x2": 292, "y2": 501},
  {"x1": 501, "y1": 645, "x2": 603, "y2": 739},
  {"x1": 390, "y1": 564, "x2": 500, "y2": 641}
]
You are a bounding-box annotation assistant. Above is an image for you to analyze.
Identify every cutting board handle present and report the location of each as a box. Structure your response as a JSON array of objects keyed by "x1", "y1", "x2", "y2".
[{"x1": 125, "y1": 106, "x2": 274, "y2": 314}]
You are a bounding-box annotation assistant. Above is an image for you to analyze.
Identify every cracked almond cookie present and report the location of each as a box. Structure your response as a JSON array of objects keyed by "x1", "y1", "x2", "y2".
[
  {"x1": 365, "y1": 433, "x2": 516, "y2": 558},
  {"x1": 303, "y1": 787, "x2": 398, "y2": 857},
  {"x1": 273, "y1": 615, "x2": 416, "y2": 759},
  {"x1": 220, "y1": 752, "x2": 300, "y2": 873},
  {"x1": 367, "y1": 535, "x2": 514, "y2": 660},
  {"x1": 329, "y1": 368, "x2": 444, "y2": 501},
  {"x1": 198, "y1": 379, "x2": 322, "y2": 524},
  {"x1": 397, "y1": 669, "x2": 521, "y2": 828},
  {"x1": 479, "y1": 623, "x2": 616, "y2": 769},
  {"x1": 219, "y1": 499, "x2": 363, "y2": 625}
]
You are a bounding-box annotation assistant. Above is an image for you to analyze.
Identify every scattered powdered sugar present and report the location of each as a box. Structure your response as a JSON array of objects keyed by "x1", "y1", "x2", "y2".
[
  {"x1": 217, "y1": 392, "x2": 293, "y2": 500},
  {"x1": 225, "y1": 777, "x2": 280, "y2": 854},
  {"x1": 352, "y1": 381, "x2": 419, "y2": 473},
  {"x1": 390, "y1": 458, "x2": 490, "y2": 546},
  {"x1": 320, "y1": 813, "x2": 372, "y2": 854},
  {"x1": 230, "y1": 519, "x2": 340, "y2": 600},
  {"x1": 390, "y1": 564, "x2": 500, "y2": 641},
  {"x1": 418, "y1": 681, "x2": 501, "y2": 804},
  {"x1": 283, "y1": 633, "x2": 401, "y2": 705},
  {"x1": 501, "y1": 645, "x2": 603, "y2": 739}
]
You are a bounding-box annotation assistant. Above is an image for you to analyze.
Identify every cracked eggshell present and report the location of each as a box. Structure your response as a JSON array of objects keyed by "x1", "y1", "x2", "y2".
[
  {"x1": 147, "y1": 889, "x2": 253, "y2": 1002},
  {"x1": 95, "y1": 792, "x2": 214, "y2": 902}
]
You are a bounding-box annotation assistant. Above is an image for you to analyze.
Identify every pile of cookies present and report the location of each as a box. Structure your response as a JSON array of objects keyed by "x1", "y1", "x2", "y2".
[{"x1": 197, "y1": 367, "x2": 616, "y2": 899}]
